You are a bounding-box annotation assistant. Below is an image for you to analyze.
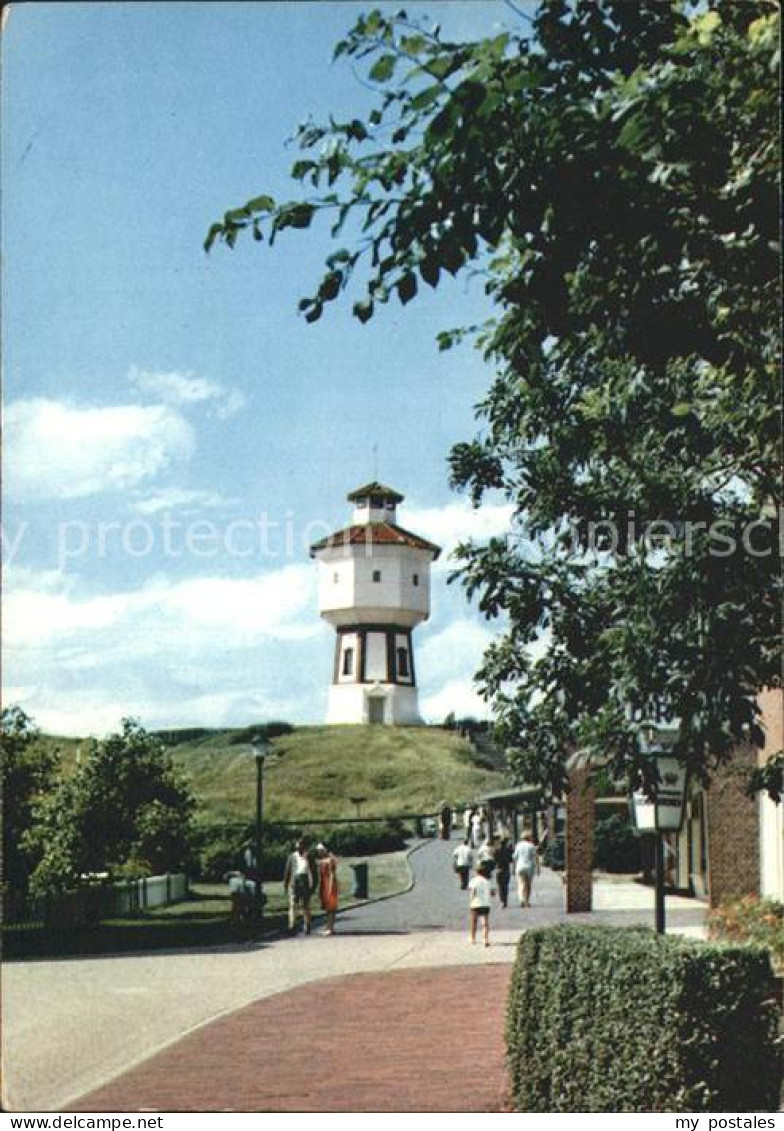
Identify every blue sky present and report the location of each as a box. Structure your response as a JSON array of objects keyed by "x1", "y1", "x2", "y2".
[{"x1": 2, "y1": 1, "x2": 523, "y2": 735}]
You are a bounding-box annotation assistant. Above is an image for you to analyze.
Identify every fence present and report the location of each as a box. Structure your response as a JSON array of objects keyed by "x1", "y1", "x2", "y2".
[{"x1": 4, "y1": 872, "x2": 189, "y2": 928}]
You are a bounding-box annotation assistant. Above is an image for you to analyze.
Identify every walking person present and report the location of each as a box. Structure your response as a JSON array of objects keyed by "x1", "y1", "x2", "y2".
[
  {"x1": 494, "y1": 836, "x2": 513, "y2": 909},
  {"x1": 315, "y1": 842, "x2": 339, "y2": 935},
  {"x1": 452, "y1": 838, "x2": 473, "y2": 890},
  {"x1": 477, "y1": 835, "x2": 496, "y2": 869},
  {"x1": 439, "y1": 802, "x2": 453, "y2": 841},
  {"x1": 513, "y1": 829, "x2": 540, "y2": 908},
  {"x1": 470, "y1": 807, "x2": 483, "y2": 849},
  {"x1": 468, "y1": 860, "x2": 496, "y2": 947},
  {"x1": 284, "y1": 838, "x2": 317, "y2": 935}
]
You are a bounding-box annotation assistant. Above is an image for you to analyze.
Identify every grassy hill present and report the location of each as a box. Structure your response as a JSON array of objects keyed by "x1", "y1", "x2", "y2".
[
  {"x1": 40, "y1": 725, "x2": 510, "y2": 825},
  {"x1": 172, "y1": 725, "x2": 509, "y2": 823}
]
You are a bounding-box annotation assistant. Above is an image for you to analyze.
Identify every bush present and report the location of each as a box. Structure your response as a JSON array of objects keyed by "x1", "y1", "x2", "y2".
[
  {"x1": 594, "y1": 812, "x2": 641, "y2": 873},
  {"x1": 227, "y1": 722, "x2": 294, "y2": 746},
  {"x1": 708, "y1": 895, "x2": 784, "y2": 968},
  {"x1": 308, "y1": 821, "x2": 408, "y2": 857},
  {"x1": 193, "y1": 823, "x2": 291, "y2": 882},
  {"x1": 506, "y1": 925, "x2": 781, "y2": 1113}
]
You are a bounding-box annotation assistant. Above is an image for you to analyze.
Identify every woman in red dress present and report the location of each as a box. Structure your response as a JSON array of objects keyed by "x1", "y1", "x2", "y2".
[{"x1": 316, "y1": 843, "x2": 339, "y2": 935}]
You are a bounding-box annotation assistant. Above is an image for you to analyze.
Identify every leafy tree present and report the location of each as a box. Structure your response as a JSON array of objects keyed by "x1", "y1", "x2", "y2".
[
  {"x1": 207, "y1": 2, "x2": 781, "y2": 797},
  {"x1": 0, "y1": 706, "x2": 58, "y2": 895},
  {"x1": 30, "y1": 719, "x2": 197, "y2": 894}
]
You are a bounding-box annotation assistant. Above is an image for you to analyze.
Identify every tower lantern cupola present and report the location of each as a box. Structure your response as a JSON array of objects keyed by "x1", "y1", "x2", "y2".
[
  {"x1": 309, "y1": 483, "x2": 440, "y2": 726},
  {"x1": 347, "y1": 481, "x2": 403, "y2": 526}
]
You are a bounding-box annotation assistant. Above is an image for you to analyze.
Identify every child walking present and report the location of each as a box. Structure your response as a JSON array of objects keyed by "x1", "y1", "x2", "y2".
[{"x1": 468, "y1": 860, "x2": 496, "y2": 947}]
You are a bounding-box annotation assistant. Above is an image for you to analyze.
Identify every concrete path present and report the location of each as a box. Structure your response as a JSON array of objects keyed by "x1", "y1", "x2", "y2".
[{"x1": 1, "y1": 834, "x2": 706, "y2": 1112}]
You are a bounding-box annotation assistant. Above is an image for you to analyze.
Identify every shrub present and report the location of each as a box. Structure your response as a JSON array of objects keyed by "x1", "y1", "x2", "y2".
[
  {"x1": 227, "y1": 722, "x2": 294, "y2": 746},
  {"x1": 594, "y1": 812, "x2": 641, "y2": 873},
  {"x1": 308, "y1": 821, "x2": 407, "y2": 857},
  {"x1": 708, "y1": 895, "x2": 784, "y2": 968},
  {"x1": 506, "y1": 925, "x2": 781, "y2": 1113},
  {"x1": 193, "y1": 823, "x2": 290, "y2": 882}
]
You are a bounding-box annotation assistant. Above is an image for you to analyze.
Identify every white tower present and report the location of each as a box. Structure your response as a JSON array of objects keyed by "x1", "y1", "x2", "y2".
[{"x1": 310, "y1": 482, "x2": 441, "y2": 725}]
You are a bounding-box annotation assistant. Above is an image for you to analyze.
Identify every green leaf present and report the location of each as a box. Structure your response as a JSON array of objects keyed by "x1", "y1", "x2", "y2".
[
  {"x1": 353, "y1": 299, "x2": 374, "y2": 323},
  {"x1": 369, "y1": 54, "x2": 396, "y2": 83},
  {"x1": 397, "y1": 272, "x2": 417, "y2": 304},
  {"x1": 246, "y1": 195, "x2": 275, "y2": 213}
]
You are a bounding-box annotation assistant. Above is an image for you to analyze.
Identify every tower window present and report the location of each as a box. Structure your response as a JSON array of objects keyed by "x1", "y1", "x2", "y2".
[
  {"x1": 372, "y1": 570, "x2": 382, "y2": 582},
  {"x1": 412, "y1": 573, "x2": 419, "y2": 586},
  {"x1": 370, "y1": 495, "x2": 384, "y2": 509},
  {"x1": 397, "y1": 647, "x2": 409, "y2": 678},
  {"x1": 342, "y1": 647, "x2": 354, "y2": 676}
]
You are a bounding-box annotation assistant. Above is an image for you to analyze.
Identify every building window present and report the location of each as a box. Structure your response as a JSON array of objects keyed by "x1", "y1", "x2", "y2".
[
  {"x1": 412, "y1": 573, "x2": 419, "y2": 586},
  {"x1": 397, "y1": 647, "x2": 409, "y2": 678},
  {"x1": 333, "y1": 572, "x2": 339, "y2": 584},
  {"x1": 342, "y1": 647, "x2": 354, "y2": 676},
  {"x1": 372, "y1": 570, "x2": 382, "y2": 582}
]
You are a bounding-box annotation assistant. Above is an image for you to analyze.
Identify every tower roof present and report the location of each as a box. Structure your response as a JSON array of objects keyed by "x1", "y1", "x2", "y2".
[
  {"x1": 309, "y1": 521, "x2": 441, "y2": 559},
  {"x1": 346, "y1": 481, "x2": 404, "y2": 504}
]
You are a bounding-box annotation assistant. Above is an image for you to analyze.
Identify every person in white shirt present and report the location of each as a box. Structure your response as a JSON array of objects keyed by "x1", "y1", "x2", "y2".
[
  {"x1": 467, "y1": 861, "x2": 496, "y2": 947},
  {"x1": 283, "y1": 839, "x2": 317, "y2": 934},
  {"x1": 513, "y1": 830, "x2": 540, "y2": 907},
  {"x1": 452, "y1": 839, "x2": 474, "y2": 889}
]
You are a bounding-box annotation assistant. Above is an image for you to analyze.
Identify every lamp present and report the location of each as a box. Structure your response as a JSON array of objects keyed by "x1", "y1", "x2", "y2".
[
  {"x1": 629, "y1": 730, "x2": 688, "y2": 934},
  {"x1": 251, "y1": 734, "x2": 270, "y2": 923}
]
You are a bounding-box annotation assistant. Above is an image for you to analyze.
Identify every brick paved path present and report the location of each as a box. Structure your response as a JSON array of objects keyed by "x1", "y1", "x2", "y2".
[{"x1": 71, "y1": 964, "x2": 513, "y2": 1113}]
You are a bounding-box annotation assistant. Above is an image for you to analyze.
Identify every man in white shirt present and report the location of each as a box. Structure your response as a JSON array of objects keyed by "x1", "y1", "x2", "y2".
[
  {"x1": 283, "y1": 839, "x2": 317, "y2": 934},
  {"x1": 513, "y1": 830, "x2": 540, "y2": 907}
]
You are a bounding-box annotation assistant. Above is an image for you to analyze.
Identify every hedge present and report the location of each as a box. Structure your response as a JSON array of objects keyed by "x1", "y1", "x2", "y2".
[
  {"x1": 506, "y1": 925, "x2": 781, "y2": 1112},
  {"x1": 594, "y1": 813, "x2": 642, "y2": 873}
]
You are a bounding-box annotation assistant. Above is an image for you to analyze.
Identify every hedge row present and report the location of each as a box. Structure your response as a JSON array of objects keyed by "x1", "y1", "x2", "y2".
[
  {"x1": 193, "y1": 820, "x2": 408, "y2": 882},
  {"x1": 506, "y1": 925, "x2": 781, "y2": 1113}
]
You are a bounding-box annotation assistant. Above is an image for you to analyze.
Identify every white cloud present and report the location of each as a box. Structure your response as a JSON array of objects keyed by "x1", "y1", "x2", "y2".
[
  {"x1": 405, "y1": 499, "x2": 516, "y2": 570},
  {"x1": 417, "y1": 618, "x2": 496, "y2": 723},
  {"x1": 131, "y1": 488, "x2": 236, "y2": 515},
  {"x1": 3, "y1": 398, "x2": 194, "y2": 502},
  {"x1": 420, "y1": 679, "x2": 490, "y2": 723},
  {"x1": 1, "y1": 563, "x2": 322, "y2": 734},
  {"x1": 129, "y1": 367, "x2": 246, "y2": 419}
]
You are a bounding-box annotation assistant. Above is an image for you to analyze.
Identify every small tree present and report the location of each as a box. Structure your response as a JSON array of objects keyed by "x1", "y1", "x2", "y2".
[
  {"x1": 30, "y1": 719, "x2": 197, "y2": 895},
  {"x1": 0, "y1": 706, "x2": 58, "y2": 898}
]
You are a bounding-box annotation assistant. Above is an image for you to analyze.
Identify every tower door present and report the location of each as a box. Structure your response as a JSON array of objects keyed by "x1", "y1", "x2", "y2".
[{"x1": 368, "y1": 696, "x2": 386, "y2": 725}]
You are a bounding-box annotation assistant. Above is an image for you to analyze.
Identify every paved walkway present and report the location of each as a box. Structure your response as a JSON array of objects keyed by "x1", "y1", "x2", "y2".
[
  {"x1": 70, "y1": 965, "x2": 513, "y2": 1112},
  {"x1": 2, "y1": 835, "x2": 706, "y2": 1111}
]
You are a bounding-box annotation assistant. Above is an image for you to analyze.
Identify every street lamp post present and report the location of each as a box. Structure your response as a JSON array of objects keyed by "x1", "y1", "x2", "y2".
[
  {"x1": 252, "y1": 735, "x2": 269, "y2": 923},
  {"x1": 629, "y1": 728, "x2": 688, "y2": 935}
]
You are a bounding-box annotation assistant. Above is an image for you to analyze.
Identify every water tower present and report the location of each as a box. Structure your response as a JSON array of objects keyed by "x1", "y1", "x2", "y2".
[{"x1": 309, "y1": 482, "x2": 441, "y2": 725}]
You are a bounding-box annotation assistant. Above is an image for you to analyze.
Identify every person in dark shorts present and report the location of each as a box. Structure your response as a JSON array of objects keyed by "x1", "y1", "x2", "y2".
[
  {"x1": 494, "y1": 837, "x2": 513, "y2": 909},
  {"x1": 467, "y1": 860, "x2": 496, "y2": 947}
]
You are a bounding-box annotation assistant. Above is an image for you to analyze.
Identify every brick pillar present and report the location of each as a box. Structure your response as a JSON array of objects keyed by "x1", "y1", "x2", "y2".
[
  {"x1": 566, "y1": 765, "x2": 596, "y2": 913},
  {"x1": 706, "y1": 745, "x2": 760, "y2": 908}
]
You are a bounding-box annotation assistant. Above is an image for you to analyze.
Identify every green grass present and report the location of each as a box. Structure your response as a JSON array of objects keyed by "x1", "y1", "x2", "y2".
[
  {"x1": 3, "y1": 851, "x2": 412, "y2": 959},
  {"x1": 39, "y1": 725, "x2": 508, "y2": 824},
  {"x1": 170, "y1": 725, "x2": 508, "y2": 823}
]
